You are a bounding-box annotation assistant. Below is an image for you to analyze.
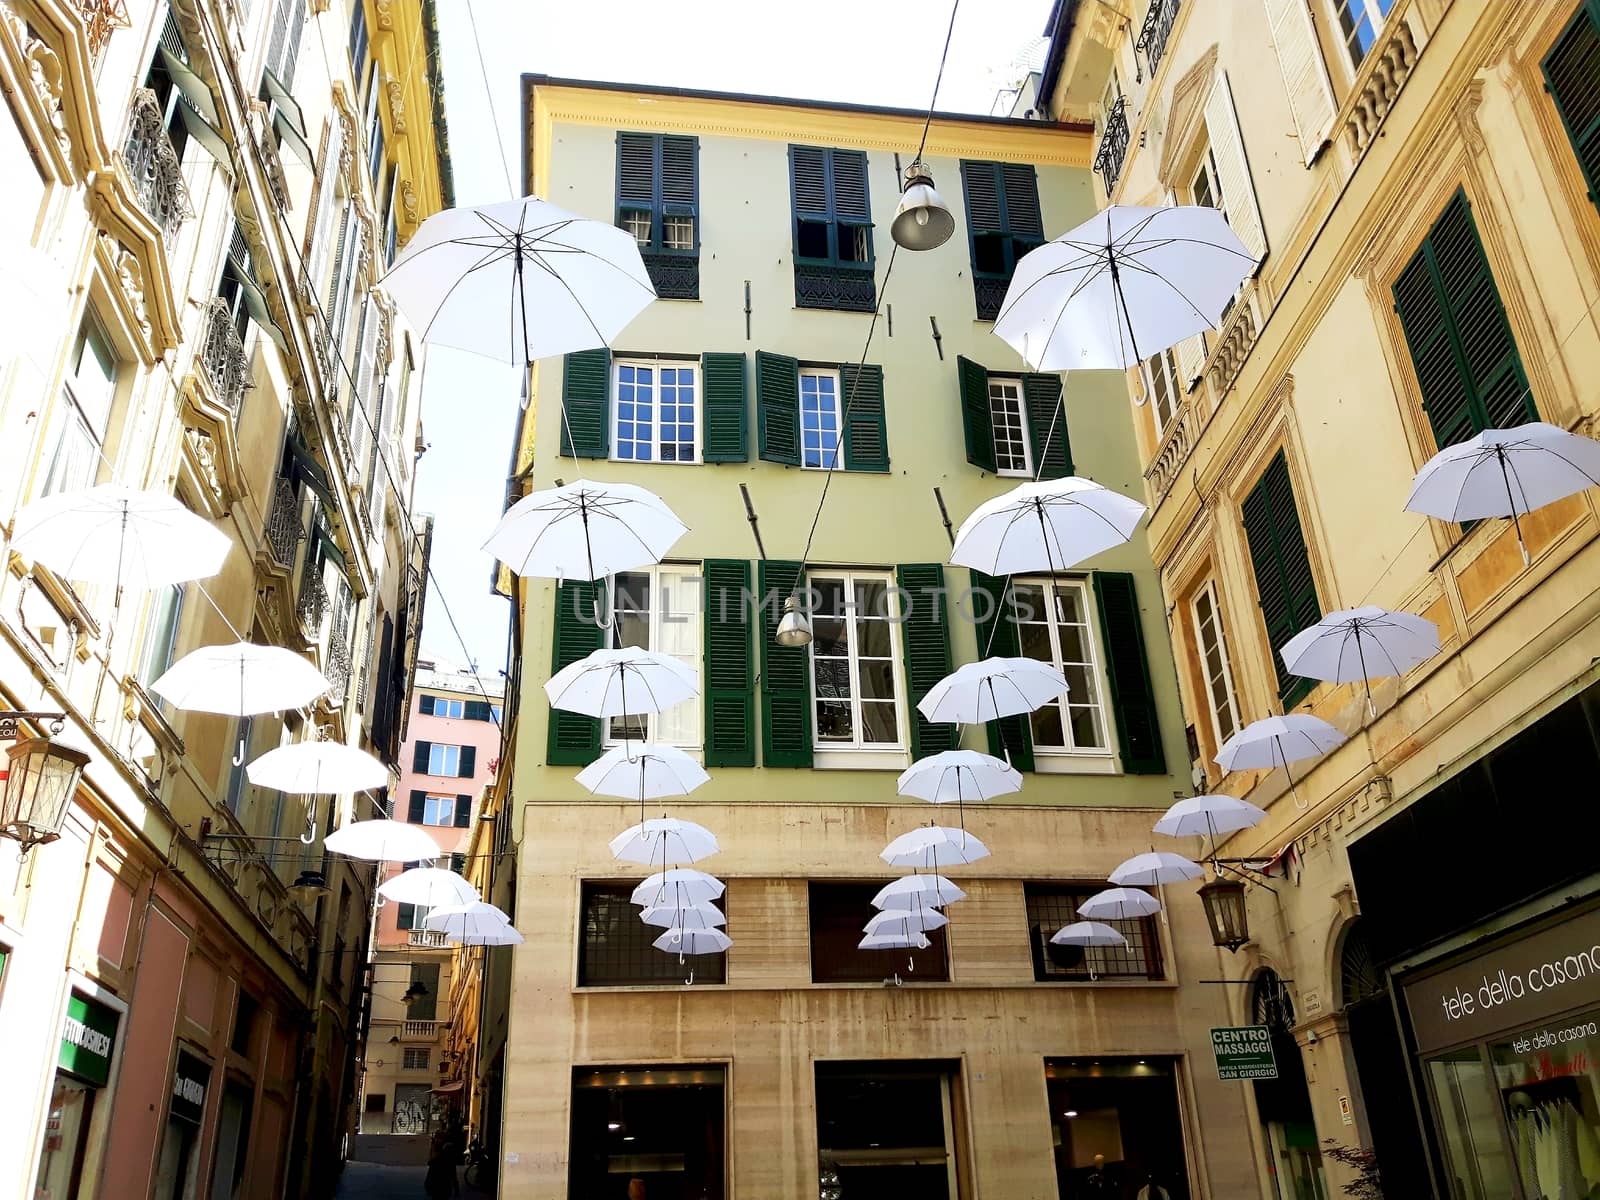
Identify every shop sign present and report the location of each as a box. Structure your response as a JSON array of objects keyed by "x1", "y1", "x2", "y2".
[
  {"x1": 58, "y1": 991, "x2": 119, "y2": 1087},
  {"x1": 1404, "y1": 904, "x2": 1600, "y2": 1054},
  {"x1": 171, "y1": 1050, "x2": 211, "y2": 1126},
  {"x1": 1210, "y1": 1026, "x2": 1278, "y2": 1080}
]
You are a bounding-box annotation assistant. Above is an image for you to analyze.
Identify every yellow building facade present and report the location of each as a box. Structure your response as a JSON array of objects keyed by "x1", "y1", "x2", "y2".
[{"x1": 1046, "y1": 0, "x2": 1600, "y2": 1195}]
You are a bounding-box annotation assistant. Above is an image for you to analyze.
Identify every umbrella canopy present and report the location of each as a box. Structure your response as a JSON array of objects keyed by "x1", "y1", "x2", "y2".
[
  {"x1": 1077, "y1": 887, "x2": 1161, "y2": 921},
  {"x1": 246, "y1": 742, "x2": 388, "y2": 794},
  {"x1": 12, "y1": 484, "x2": 230, "y2": 590},
  {"x1": 872, "y1": 874, "x2": 967, "y2": 910},
  {"x1": 1050, "y1": 920, "x2": 1129, "y2": 948},
  {"x1": 576, "y1": 743, "x2": 710, "y2": 801},
  {"x1": 916, "y1": 657, "x2": 1069, "y2": 726},
  {"x1": 994, "y1": 204, "x2": 1254, "y2": 370},
  {"x1": 1215, "y1": 715, "x2": 1347, "y2": 772},
  {"x1": 449, "y1": 923, "x2": 525, "y2": 947},
  {"x1": 859, "y1": 931, "x2": 932, "y2": 951},
  {"x1": 425, "y1": 901, "x2": 513, "y2": 940},
  {"x1": 950, "y1": 478, "x2": 1147, "y2": 576},
  {"x1": 608, "y1": 817, "x2": 720, "y2": 866},
  {"x1": 324, "y1": 819, "x2": 440, "y2": 863},
  {"x1": 545, "y1": 647, "x2": 698, "y2": 718},
  {"x1": 652, "y1": 926, "x2": 731, "y2": 955},
  {"x1": 639, "y1": 902, "x2": 725, "y2": 930},
  {"x1": 380, "y1": 195, "x2": 655, "y2": 366},
  {"x1": 1109, "y1": 852, "x2": 1203, "y2": 887},
  {"x1": 1281, "y1": 606, "x2": 1440, "y2": 715},
  {"x1": 1153, "y1": 794, "x2": 1268, "y2": 840},
  {"x1": 864, "y1": 908, "x2": 949, "y2": 935},
  {"x1": 482, "y1": 480, "x2": 688, "y2": 581},
  {"x1": 895, "y1": 750, "x2": 1022, "y2": 805},
  {"x1": 152, "y1": 642, "x2": 330, "y2": 715},
  {"x1": 379, "y1": 867, "x2": 480, "y2": 908},
  {"x1": 631, "y1": 868, "x2": 724, "y2": 908},
  {"x1": 880, "y1": 826, "x2": 991, "y2": 869}
]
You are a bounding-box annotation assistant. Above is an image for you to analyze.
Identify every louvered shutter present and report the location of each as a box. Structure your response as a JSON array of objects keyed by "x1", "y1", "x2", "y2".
[
  {"x1": 661, "y1": 134, "x2": 698, "y2": 251},
  {"x1": 412, "y1": 742, "x2": 430, "y2": 773},
  {"x1": 463, "y1": 700, "x2": 491, "y2": 722},
  {"x1": 1262, "y1": 0, "x2": 1337, "y2": 164},
  {"x1": 701, "y1": 353, "x2": 748, "y2": 463},
  {"x1": 840, "y1": 362, "x2": 889, "y2": 472},
  {"x1": 419, "y1": 694, "x2": 435, "y2": 715},
  {"x1": 1242, "y1": 451, "x2": 1320, "y2": 707},
  {"x1": 703, "y1": 559, "x2": 755, "y2": 767},
  {"x1": 397, "y1": 902, "x2": 415, "y2": 930},
  {"x1": 1092, "y1": 572, "x2": 1167, "y2": 775},
  {"x1": 758, "y1": 560, "x2": 812, "y2": 767},
  {"x1": 1000, "y1": 164, "x2": 1044, "y2": 241},
  {"x1": 957, "y1": 356, "x2": 996, "y2": 472},
  {"x1": 324, "y1": 203, "x2": 351, "y2": 316},
  {"x1": 616, "y1": 131, "x2": 656, "y2": 243},
  {"x1": 967, "y1": 571, "x2": 1034, "y2": 770},
  {"x1": 1543, "y1": 3, "x2": 1600, "y2": 212},
  {"x1": 306, "y1": 121, "x2": 342, "y2": 292},
  {"x1": 407, "y1": 789, "x2": 425, "y2": 822},
  {"x1": 897, "y1": 565, "x2": 956, "y2": 759},
  {"x1": 790, "y1": 145, "x2": 829, "y2": 260},
  {"x1": 1023, "y1": 373, "x2": 1073, "y2": 479},
  {"x1": 459, "y1": 746, "x2": 476, "y2": 777},
  {"x1": 280, "y1": 0, "x2": 306, "y2": 86},
  {"x1": 961, "y1": 161, "x2": 1003, "y2": 234},
  {"x1": 454, "y1": 795, "x2": 471, "y2": 828},
  {"x1": 830, "y1": 149, "x2": 870, "y2": 222},
  {"x1": 1203, "y1": 73, "x2": 1268, "y2": 266},
  {"x1": 756, "y1": 351, "x2": 800, "y2": 465},
  {"x1": 1165, "y1": 186, "x2": 1209, "y2": 387},
  {"x1": 560, "y1": 349, "x2": 610, "y2": 458},
  {"x1": 547, "y1": 580, "x2": 605, "y2": 765}
]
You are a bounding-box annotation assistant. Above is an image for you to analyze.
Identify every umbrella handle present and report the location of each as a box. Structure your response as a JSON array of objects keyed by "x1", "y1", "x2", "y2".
[
  {"x1": 233, "y1": 737, "x2": 246, "y2": 767},
  {"x1": 300, "y1": 811, "x2": 318, "y2": 845},
  {"x1": 685, "y1": 969, "x2": 694, "y2": 987}
]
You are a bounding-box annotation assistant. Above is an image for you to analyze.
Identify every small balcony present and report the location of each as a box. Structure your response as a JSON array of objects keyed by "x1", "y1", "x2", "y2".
[
  {"x1": 200, "y1": 298, "x2": 250, "y2": 416},
  {"x1": 1094, "y1": 96, "x2": 1131, "y2": 194},
  {"x1": 266, "y1": 478, "x2": 303, "y2": 568},
  {"x1": 408, "y1": 929, "x2": 449, "y2": 948},
  {"x1": 402, "y1": 1020, "x2": 438, "y2": 1039},
  {"x1": 79, "y1": 0, "x2": 132, "y2": 59},
  {"x1": 1135, "y1": 0, "x2": 1181, "y2": 78},
  {"x1": 325, "y1": 588, "x2": 353, "y2": 701},
  {"x1": 297, "y1": 563, "x2": 328, "y2": 633},
  {"x1": 123, "y1": 88, "x2": 191, "y2": 242}
]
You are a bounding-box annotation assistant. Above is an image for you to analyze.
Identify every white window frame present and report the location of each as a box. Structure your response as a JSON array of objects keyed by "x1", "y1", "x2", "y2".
[
  {"x1": 1190, "y1": 579, "x2": 1242, "y2": 749},
  {"x1": 402, "y1": 1047, "x2": 430, "y2": 1071},
  {"x1": 622, "y1": 210, "x2": 651, "y2": 245},
  {"x1": 1189, "y1": 143, "x2": 1226, "y2": 222},
  {"x1": 610, "y1": 357, "x2": 701, "y2": 465},
  {"x1": 397, "y1": 903, "x2": 431, "y2": 931},
  {"x1": 421, "y1": 795, "x2": 456, "y2": 827},
  {"x1": 604, "y1": 564, "x2": 703, "y2": 750},
  {"x1": 44, "y1": 316, "x2": 119, "y2": 496},
  {"x1": 799, "y1": 367, "x2": 843, "y2": 471},
  {"x1": 806, "y1": 569, "x2": 908, "y2": 757},
  {"x1": 434, "y1": 698, "x2": 464, "y2": 719},
  {"x1": 1329, "y1": 0, "x2": 1393, "y2": 70},
  {"x1": 1012, "y1": 577, "x2": 1113, "y2": 758},
  {"x1": 1146, "y1": 349, "x2": 1181, "y2": 438},
  {"x1": 426, "y1": 743, "x2": 461, "y2": 777},
  {"x1": 987, "y1": 377, "x2": 1032, "y2": 478}
]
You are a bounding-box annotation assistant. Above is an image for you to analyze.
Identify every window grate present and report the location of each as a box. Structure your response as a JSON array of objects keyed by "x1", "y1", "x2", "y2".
[
  {"x1": 810, "y1": 882, "x2": 948, "y2": 982},
  {"x1": 1024, "y1": 884, "x2": 1162, "y2": 981},
  {"x1": 579, "y1": 882, "x2": 726, "y2": 986}
]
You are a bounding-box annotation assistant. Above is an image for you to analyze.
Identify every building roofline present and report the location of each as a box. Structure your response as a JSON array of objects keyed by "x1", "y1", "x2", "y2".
[
  {"x1": 421, "y1": 0, "x2": 456, "y2": 208},
  {"x1": 1036, "y1": 0, "x2": 1081, "y2": 119}
]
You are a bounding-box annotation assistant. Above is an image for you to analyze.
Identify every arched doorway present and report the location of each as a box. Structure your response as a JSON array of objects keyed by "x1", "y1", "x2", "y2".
[{"x1": 1250, "y1": 968, "x2": 1327, "y2": 1200}]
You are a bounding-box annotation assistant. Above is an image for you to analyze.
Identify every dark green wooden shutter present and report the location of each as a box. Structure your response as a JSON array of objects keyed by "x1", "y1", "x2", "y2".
[
  {"x1": 961, "y1": 161, "x2": 1003, "y2": 235},
  {"x1": 756, "y1": 351, "x2": 800, "y2": 465},
  {"x1": 454, "y1": 795, "x2": 471, "y2": 827},
  {"x1": 1023, "y1": 373, "x2": 1072, "y2": 478},
  {"x1": 758, "y1": 560, "x2": 812, "y2": 767},
  {"x1": 957, "y1": 356, "x2": 996, "y2": 472},
  {"x1": 459, "y1": 746, "x2": 476, "y2": 777},
  {"x1": 412, "y1": 741, "x2": 430, "y2": 773},
  {"x1": 1000, "y1": 164, "x2": 1044, "y2": 241},
  {"x1": 840, "y1": 362, "x2": 888, "y2": 473},
  {"x1": 701, "y1": 353, "x2": 748, "y2": 463},
  {"x1": 407, "y1": 789, "x2": 425, "y2": 822},
  {"x1": 703, "y1": 560, "x2": 755, "y2": 766},
  {"x1": 1241, "y1": 451, "x2": 1321, "y2": 708},
  {"x1": 830, "y1": 150, "x2": 870, "y2": 222},
  {"x1": 560, "y1": 349, "x2": 610, "y2": 458},
  {"x1": 1091, "y1": 572, "x2": 1167, "y2": 775},
  {"x1": 1392, "y1": 191, "x2": 1533, "y2": 452},
  {"x1": 463, "y1": 699, "x2": 491, "y2": 722},
  {"x1": 966, "y1": 570, "x2": 1034, "y2": 771},
  {"x1": 1543, "y1": 3, "x2": 1600, "y2": 213},
  {"x1": 897, "y1": 564, "x2": 956, "y2": 759},
  {"x1": 547, "y1": 580, "x2": 605, "y2": 765},
  {"x1": 616, "y1": 131, "x2": 656, "y2": 239},
  {"x1": 397, "y1": 902, "x2": 415, "y2": 930},
  {"x1": 418, "y1": 694, "x2": 435, "y2": 715}
]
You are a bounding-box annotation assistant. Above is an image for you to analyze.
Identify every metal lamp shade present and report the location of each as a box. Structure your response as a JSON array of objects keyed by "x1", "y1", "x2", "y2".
[
  {"x1": 774, "y1": 596, "x2": 813, "y2": 648},
  {"x1": 890, "y1": 163, "x2": 954, "y2": 251},
  {"x1": 0, "y1": 738, "x2": 89, "y2": 851},
  {"x1": 1199, "y1": 878, "x2": 1250, "y2": 952}
]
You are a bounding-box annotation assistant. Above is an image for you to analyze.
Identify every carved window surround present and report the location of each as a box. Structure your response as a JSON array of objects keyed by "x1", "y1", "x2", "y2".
[
  {"x1": 177, "y1": 369, "x2": 248, "y2": 517},
  {"x1": 0, "y1": 0, "x2": 114, "y2": 185},
  {"x1": 86, "y1": 171, "x2": 183, "y2": 358}
]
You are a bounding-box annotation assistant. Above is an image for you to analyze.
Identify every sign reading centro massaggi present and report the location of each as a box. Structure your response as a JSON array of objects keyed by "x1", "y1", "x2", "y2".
[{"x1": 1210, "y1": 1026, "x2": 1278, "y2": 1081}]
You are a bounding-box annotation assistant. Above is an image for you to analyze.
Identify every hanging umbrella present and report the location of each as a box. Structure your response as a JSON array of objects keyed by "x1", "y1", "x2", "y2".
[
  {"x1": 448, "y1": 923, "x2": 525, "y2": 947},
  {"x1": 639, "y1": 902, "x2": 725, "y2": 930},
  {"x1": 872, "y1": 874, "x2": 967, "y2": 910},
  {"x1": 1153, "y1": 794, "x2": 1268, "y2": 846},
  {"x1": 1050, "y1": 920, "x2": 1129, "y2": 948},
  {"x1": 608, "y1": 817, "x2": 720, "y2": 866},
  {"x1": 151, "y1": 641, "x2": 331, "y2": 764},
  {"x1": 379, "y1": 867, "x2": 480, "y2": 908},
  {"x1": 1281, "y1": 606, "x2": 1440, "y2": 717},
  {"x1": 916, "y1": 657, "x2": 1068, "y2": 726},
  {"x1": 324, "y1": 819, "x2": 440, "y2": 863},
  {"x1": 577, "y1": 742, "x2": 710, "y2": 824},
  {"x1": 880, "y1": 826, "x2": 991, "y2": 869},
  {"x1": 380, "y1": 195, "x2": 654, "y2": 369},
  {"x1": 545, "y1": 647, "x2": 698, "y2": 718},
  {"x1": 247, "y1": 741, "x2": 388, "y2": 794},
  {"x1": 864, "y1": 908, "x2": 949, "y2": 935},
  {"x1": 950, "y1": 478, "x2": 1147, "y2": 576},
  {"x1": 1405, "y1": 422, "x2": 1600, "y2": 565},
  {"x1": 631, "y1": 868, "x2": 724, "y2": 908},
  {"x1": 859, "y1": 931, "x2": 932, "y2": 951},
  {"x1": 483, "y1": 480, "x2": 688, "y2": 582},
  {"x1": 1109, "y1": 852, "x2": 1203, "y2": 887},
  {"x1": 1215, "y1": 714, "x2": 1347, "y2": 807},
  {"x1": 993, "y1": 204, "x2": 1254, "y2": 370},
  {"x1": 896, "y1": 751, "x2": 1022, "y2": 805},
  {"x1": 1077, "y1": 887, "x2": 1160, "y2": 921},
  {"x1": 652, "y1": 926, "x2": 731, "y2": 956},
  {"x1": 425, "y1": 901, "x2": 514, "y2": 941}
]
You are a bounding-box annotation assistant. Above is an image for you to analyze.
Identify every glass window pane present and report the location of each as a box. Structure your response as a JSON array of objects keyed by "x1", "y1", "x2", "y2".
[
  {"x1": 853, "y1": 580, "x2": 886, "y2": 618},
  {"x1": 814, "y1": 658, "x2": 852, "y2": 700},
  {"x1": 858, "y1": 661, "x2": 896, "y2": 701},
  {"x1": 1426, "y1": 1048, "x2": 1512, "y2": 1200},
  {"x1": 816, "y1": 701, "x2": 853, "y2": 741},
  {"x1": 860, "y1": 701, "x2": 898, "y2": 744},
  {"x1": 812, "y1": 617, "x2": 848, "y2": 657},
  {"x1": 856, "y1": 618, "x2": 891, "y2": 659},
  {"x1": 1030, "y1": 703, "x2": 1064, "y2": 748}
]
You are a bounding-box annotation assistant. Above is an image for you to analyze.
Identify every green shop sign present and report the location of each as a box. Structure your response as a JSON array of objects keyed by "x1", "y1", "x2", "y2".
[
  {"x1": 1210, "y1": 1026, "x2": 1278, "y2": 1081},
  {"x1": 58, "y1": 992, "x2": 120, "y2": 1087}
]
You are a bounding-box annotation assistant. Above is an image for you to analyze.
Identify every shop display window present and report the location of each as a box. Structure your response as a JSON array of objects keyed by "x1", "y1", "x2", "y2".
[
  {"x1": 1493, "y1": 1009, "x2": 1600, "y2": 1198},
  {"x1": 815, "y1": 1061, "x2": 962, "y2": 1198},
  {"x1": 568, "y1": 1065, "x2": 724, "y2": 1200},
  {"x1": 1044, "y1": 1058, "x2": 1189, "y2": 1200}
]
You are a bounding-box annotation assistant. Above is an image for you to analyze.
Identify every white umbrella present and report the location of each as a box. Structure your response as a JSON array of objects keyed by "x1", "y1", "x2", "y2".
[
  {"x1": 631, "y1": 868, "x2": 724, "y2": 908},
  {"x1": 608, "y1": 817, "x2": 720, "y2": 866},
  {"x1": 324, "y1": 819, "x2": 440, "y2": 863},
  {"x1": 859, "y1": 931, "x2": 932, "y2": 951},
  {"x1": 482, "y1": 480, "x2": 688, "y2": 582},
  {"x1": 577, "y1": 743, "x2": 710, "y2": 823},
  {"x1": 1281, "y1": 606, "x2": 1440, "y2": 717},
  {"x1": 425, "y1": 901, "x2": 513, "y2": 941},
  {"x1": 916, "y1": 657, "x2": 1069, "y2": 726},
  {"x1": 1153, "y1": 795, "x2": 1268, "y2": 850},
  {"x1": 994, "y1": 204, "x2": 1254, "y2": 370},
  {"x1": 1050, "y1": 920, "x2": 1129, "y2": 948},
  {"x1": 950, "y1": 478, "x2": 1147, "y2": 576},
  {"x1": 652, "y1": 926, "x2": 731, "y2": 957},
  {"x1": 639, "y1": 902, "x2": 725, "y2": 930},
  {"x1": 1405, "y1": 423, "x2": 1600, "y2": 564},
  {"x1": 1216, "y1": 714, "x2": 1347, "y2": 806},
  {"x1": 864, "y1": 908, "x2": 949, "y2": 935},
  {"x1": 872, "y1": 874, "x2": 967, "y2": 910},
  {"x1": 379, "y1": 867, "x2": 480, "y2": 908},
  {"x1": 545, "y1": 647, "x2": 698, "y2": 719},
  {"x1": 151, "y1": 641, "x2": 331, "y2": 764},
  {"x1": 247, "y1": 741, "x2": 388, "y2": 794},
  {"x1": 896, "y1": 750, "x2": 1022, "y2": 807},
  {"x1": 380, "y1": 195, "x2": 654, "y2": 369},
  {"x1": 881, "y1": 826, "x2": 990, "y2": 869},
  {"x1": 1077, "y1": 887, "x2": 1161, "y2": 921},
  {"x1": 1109, "y1": 852, "x2": 1203, "y2": 887},
  {"x1": 449, "y1": 923, "x2": 524, "y2": 947}
]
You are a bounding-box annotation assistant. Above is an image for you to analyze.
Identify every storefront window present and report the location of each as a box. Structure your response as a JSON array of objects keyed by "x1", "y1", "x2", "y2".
[
  {"x1": 569, "y1": 1066, "x2": 724, "y2": 1200},
  {"x1": 816, "y1": 1061, "x2": 961, "y2": 1197},
  {"x1": 1493, "y1": 1009, "x2": 1600, "y2": 1198},
  {"x1": 1045, "y1": 1058, "x2": 1189, "y2": 1199},
  {"x1": 34, "y1": 990, "x2": 120, "y2": 1200},
  {"x1": 1426, "y1": 1048, "x2": 1513, "y2": 1199},
  {"x1": 155, "y1": 1050, "x2": 210, "y2": 1200},
  {"x1": 209, "y1": 1079, "x2": 253, "y2": 1200}
]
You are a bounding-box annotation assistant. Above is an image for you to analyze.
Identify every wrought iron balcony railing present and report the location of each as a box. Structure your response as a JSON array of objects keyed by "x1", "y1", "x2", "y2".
[
  {"x1": 200, "y1": 298, "x2": 249, "y2": 415},
  {"x1": 266, "y1": 478, "x2": 303, "y2": 568},
  {"x1": 79, "y1": 0, "x2": 132, "y2": 58},
  {"x1": 1135, "y1": 0, "x2": 1181, "y2": 77},
  {"x1": 1093, "y1": 96, "x2": 1131, "y2": 194},
  {"x1": 297, "y1": 564, "x2": 328, "y2": 632},
  {"x1": 325, "y1": 590, "x2": 353, "y2": 700},
  {"x1": 123, "y1": 88, "x2": 191, "y2": 242}
]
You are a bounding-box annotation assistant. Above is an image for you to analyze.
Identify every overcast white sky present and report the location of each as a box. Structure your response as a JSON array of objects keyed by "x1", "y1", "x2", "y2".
[{"x1": 413, "y1": 0, "x2": 1053, "y2": 671}]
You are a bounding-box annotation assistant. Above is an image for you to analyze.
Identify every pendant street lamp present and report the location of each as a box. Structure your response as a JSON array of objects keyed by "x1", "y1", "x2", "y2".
[
  {"x1": 402, "y1": 979, "x2": 431, "y2": 1006},
  {"x1": 891, "y1": 160, "x2": 955, "y2": 251},
  {"x1": 289, "y1": 869, "x2": 330, "y2": 900},
  {"x1": 1, "y1": 726, "x2": 89, "y2": 855},
  {"x1": 775, "y1": 595, "x2": 813, "y2": 648},
  {"x1": 1198, "y1": 877, "x2": 1251, "y2": 952}
]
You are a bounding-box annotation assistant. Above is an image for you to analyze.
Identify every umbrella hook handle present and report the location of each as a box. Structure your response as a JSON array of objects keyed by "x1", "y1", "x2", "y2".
[
  {"x1": 684, "y1": 969, "x2": 694, "y2": 987},
  {"x1": 300, "y1": 813, "x2": 318, "y2": 845},
  {"x1": 232, "y1": 740, "x2": 246, "y2": 767}
]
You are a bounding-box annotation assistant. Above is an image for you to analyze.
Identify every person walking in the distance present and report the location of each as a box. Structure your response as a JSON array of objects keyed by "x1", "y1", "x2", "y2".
[{"x1": 424, "y1": 1129, "x2": 461, "y2": 1199}]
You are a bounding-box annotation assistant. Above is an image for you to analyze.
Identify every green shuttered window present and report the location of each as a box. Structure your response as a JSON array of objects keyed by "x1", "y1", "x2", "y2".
[
  {"x1": 1392, "y1": 191, "x2": 1534, "y2": 452},
  {"x1": 616, "y1": 131, "x2": 699, "y2": 300},
  {"x1": 1543, "y1": 2, "x2": 1600, "y2": 214},
  {"x1": 756, "y1": 351, "x2": 800, "y2": 466},
  {"x1": 700, "y1": 353, "x2": 748, "y2": 462},
  {"x1": 897, "y1": 564, "x2": 957, "y2": 759},
  {"x1": 560, "y1": 349, "x2": 610, "y2": 458},
  {"x1": 757, "y1": 352, "x2": 888, "y2": 471},
  {"x1": 960, "y1": 161, "x2": 1045, "y2": 321},
  {"x1": 758, "y1": 560, "x2": 812, "y2": 767},
  {"x1": 703, "y1": 560, "x2": 755, "y2": 766},
  {"x1": 547, "y1": 580, "x2": 606, "y2": 765},
  {"x1": 967, "y1": 571, "x2": 1035, "y2": 771},
  {"x1": 790, "y1": 145, "x2": 876, "y2": 312},
  {"x1": 1242, "y1": 451, "x2": 1321, "y2": 709},
  {"x1": 1092, "y1": 572, "x2": 1167, "y2": 775},
  {"x1": 840, "y1": 364, "x2": 889, "y2": 473},
  {"x1": 956, "y1": 357, "x2": 1072, "y2": 479}
]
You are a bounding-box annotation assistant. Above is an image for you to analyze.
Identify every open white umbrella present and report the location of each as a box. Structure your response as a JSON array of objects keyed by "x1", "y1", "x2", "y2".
[
  {"x1": 1153, "y1": 795, "x2": 1268, "y2": 848},
  {"x1": 1109, "y1": 852, "x2": 1203, "y2": 887},
  {"x1": 639, "y1": 902, "x2": 725, "y2": 930},
  {"x1": 632, "y1": 868, "x2": 724, "y2": 908},
  {"x1": 483, "y1": 480, "x2": 687, "y2": 582},
  {"x1": 1216, "y1": 714, "x2": 1347, "y2": 806},
  {"x1": 1050, "y1": 920, "x2": 1129, "y2": 948},
  {"x1": 380, "y1": 195, "x2": 654, "y2": 369},
  {"x1": 881, "y1": 826, "x2": 990, "y2": 869},
  {"x1": 1405, "y1": 422, "x2": 1600, "y2": 564},
  {"x1": 994, "y1": 204, "x2": 1254, "y2": 370},
  {"x1": 425, "y1": 901, "x2": 514, "y2": 941},
  {"x1": 545, "y1": 647, "x2": 698, "y2": 719},
  {"x1": 859, "y1": 931, "x2": 932, "y2": 951},
  {"x1": 577, "y1": 743, "x2": 710, "y2": 824},
  {"x1": 896, "y1": 750, "x2": 1022, "y2": 808},
  {"x1": 151, "y1": 642, "x2": 330, "y2": 764},
  {"x1": 872, "y1": 874, "x2": 967, "y2": 910},
  {"x1": 324, "y1": 819, "x2": 440, "y2": 863},
  {"x1": 247, "y1": 741, "x2": 388, "y2": 794},
  {"x1": 1281, "y1": 606, "x2": 1440, "y2": 717},
  {"x1": 864, "y1": 908, "x2": 949, "y2": 935},
  {"x1": 448, "y1": 923, "x2": 524, "y2": 947},
  {"x1": 1077, "y1": 887, "x2": 1160, "y2": 921},
  {"x1": 608, "y1": 817, "x2": 720, "y2": 866},
  {"x1": 652, "y1": 926, "x2": 731, "y2": 957},
  {"x1": 950, "y1": 478, "x2": 1147, "y2": 576},
  {"x1": 379, "y1": 867, "x2": 479, "y2": 908},
  {"x1": 916, "y1": 657, "x2": 1068, "y2": 727}
]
